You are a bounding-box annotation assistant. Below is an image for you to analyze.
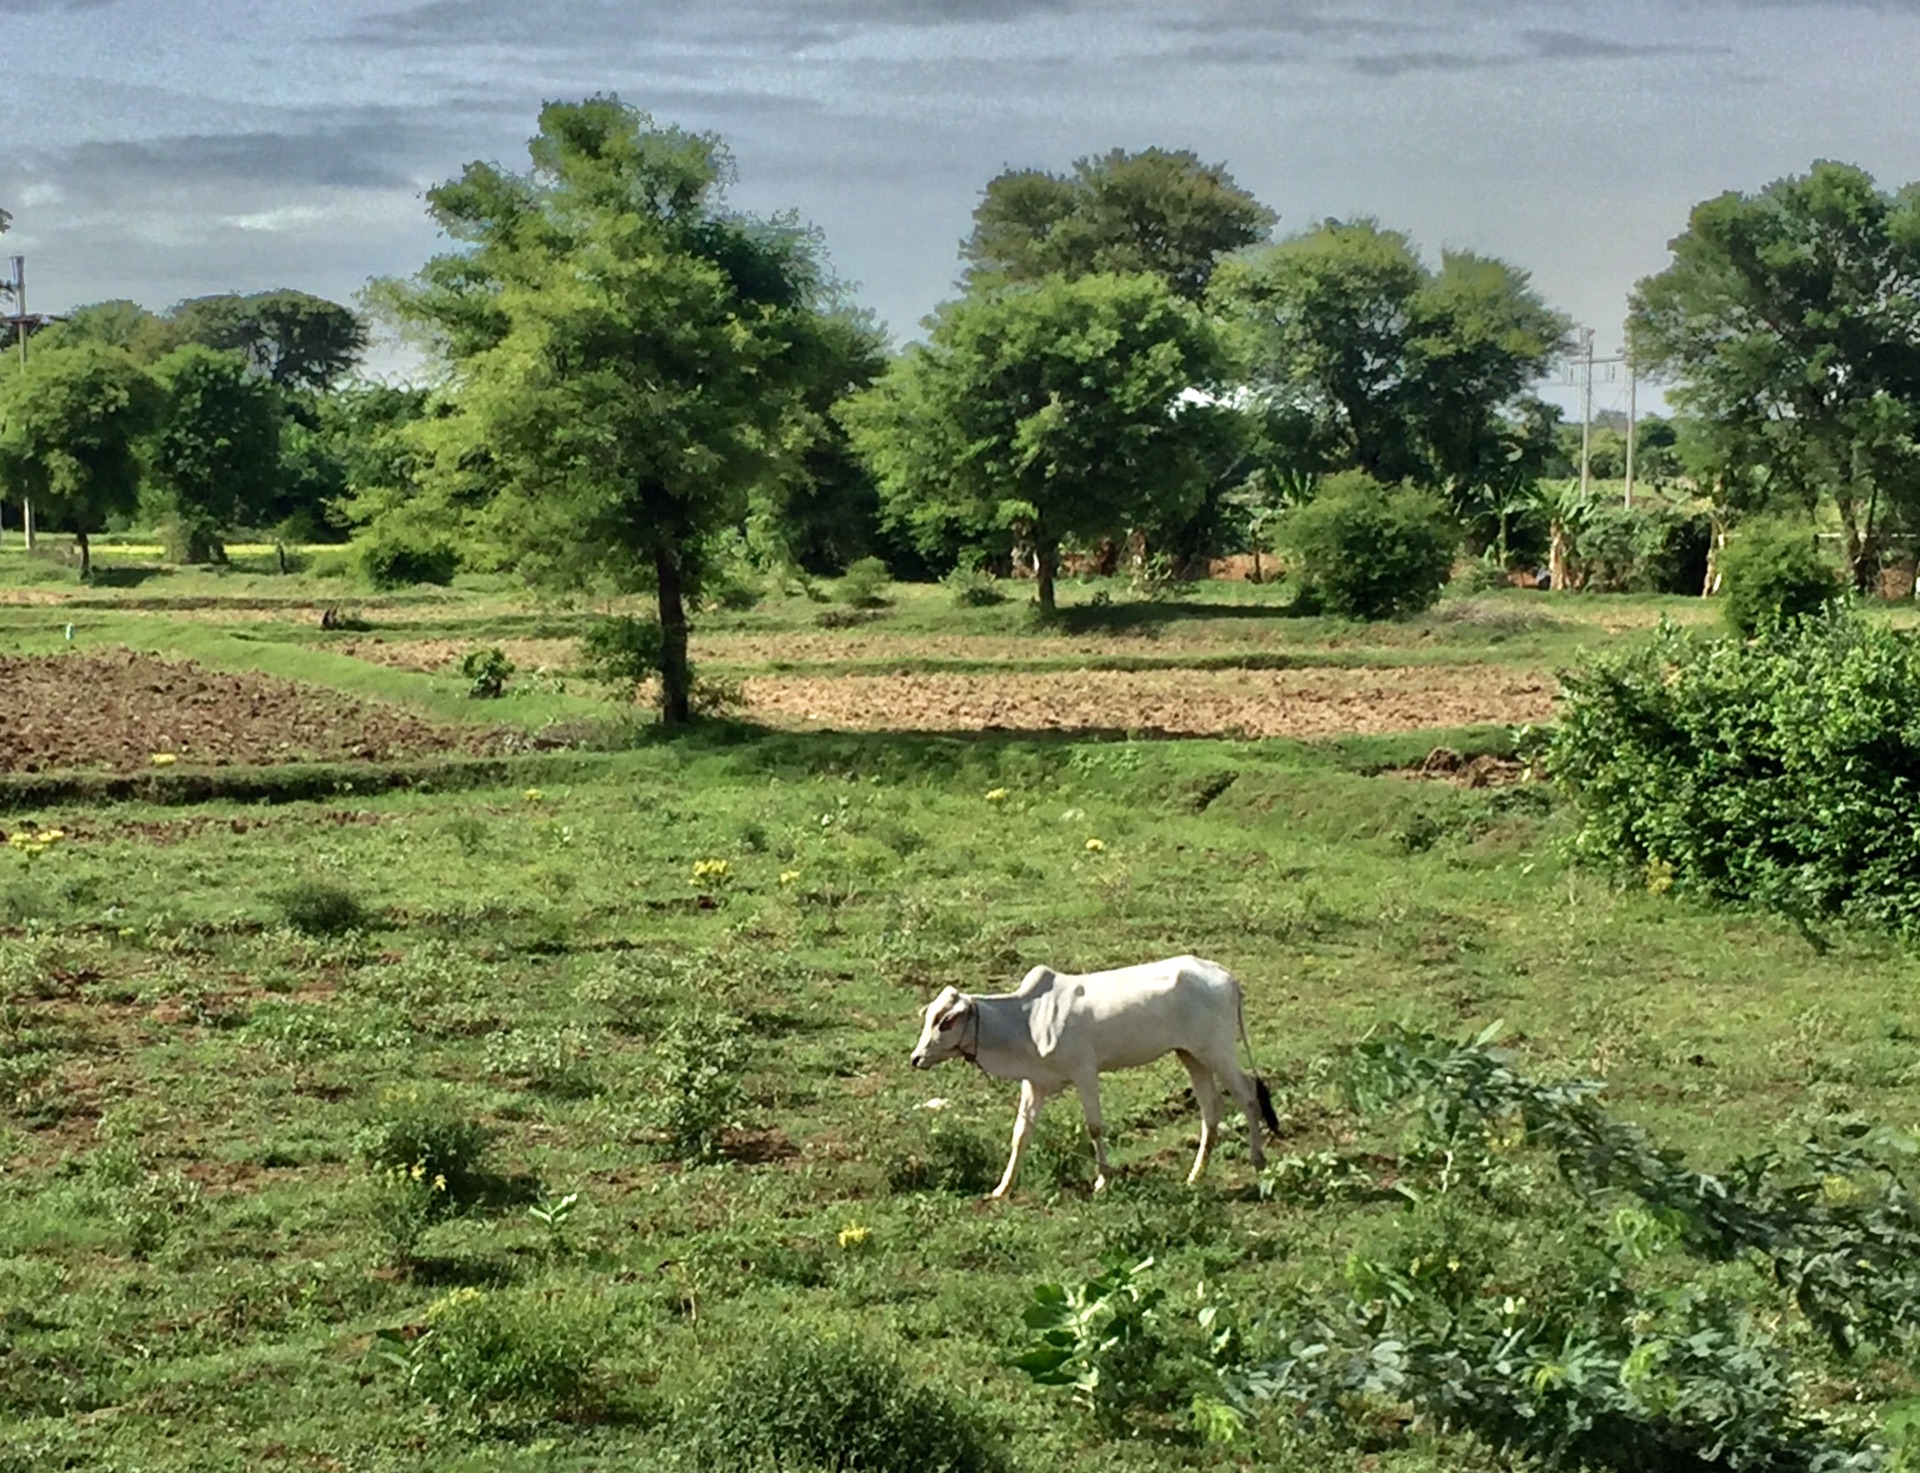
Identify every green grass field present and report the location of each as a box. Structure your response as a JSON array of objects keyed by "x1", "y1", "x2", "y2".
[{"x1": 3, "y1": 542, "x2": 1918, "y2": 1470}]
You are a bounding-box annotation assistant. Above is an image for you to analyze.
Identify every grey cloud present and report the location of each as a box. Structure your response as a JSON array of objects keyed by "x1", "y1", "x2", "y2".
[
  {"x1": 341, "y1": 0, "x2": 1075, "y2": 53},
  {"x1": 1520, "y1": 28, "x2": 1720, "y2": 60}
]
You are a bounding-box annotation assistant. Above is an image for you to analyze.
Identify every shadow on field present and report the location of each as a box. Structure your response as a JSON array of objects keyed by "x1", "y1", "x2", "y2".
[
  {"x1": 82, "y1": 564, "x2": 170, "y2": 589},
  {"x1": 1045, "y1": 597, "x2": 1305, "y2": 635}
]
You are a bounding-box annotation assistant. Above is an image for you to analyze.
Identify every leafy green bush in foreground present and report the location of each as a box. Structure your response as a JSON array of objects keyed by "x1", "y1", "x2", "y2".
[
  {"x1": 675, "y1": 1329, "x2": 1010, "y2": 1473},
  {"x1": 1549, "y1": 613, "x2": 1920, "y2": 935}
]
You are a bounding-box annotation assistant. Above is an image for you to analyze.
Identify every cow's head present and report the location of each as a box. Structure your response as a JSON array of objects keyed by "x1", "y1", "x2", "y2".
[{"x1": 910, "y1": 987, "x2": 974, "y2": 1070}]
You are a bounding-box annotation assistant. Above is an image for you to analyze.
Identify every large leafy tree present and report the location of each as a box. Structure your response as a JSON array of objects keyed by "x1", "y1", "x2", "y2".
[
  {"x1": 1211, "y1": 219, "x2": 1569, "y2": 501},
  {"x1": 0, "y1": 345, "x2": 162, "y2": 577},
  {"x1": 40, "y1": 291, "x2": 366, "y2": 391},
  {"x1": 166, "y1": 290, "x2": 368, "y2": 392},
  {"x1": 371, "y1": 96, "x2": 826, "y2": 724},
  {"x1": 145, "y1": 345, "x2": 284, "y2": 560},
  {"x1": 1628, "y1": 161, "x2": 1920, "y2": 590},
  {"x1": 843, "y1": 272, "x2": 1237, "y2": 612},
  {"x1": 962, "y1": 147, "x2": 1276, "y2": 301}
]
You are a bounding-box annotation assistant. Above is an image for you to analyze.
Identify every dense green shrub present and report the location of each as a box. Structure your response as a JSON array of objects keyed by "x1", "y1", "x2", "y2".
[
  {"x1": 837, "y1": 555, "x2": 892, "y2": 608},
  {"x1": 644, "y1": 1008, "x2": 752, "y2": 1161},
  {"x1": 1575, "y1": 503, "x2": 1712, "y2": 594},
  {"x1": 1549, "y1": 614, "x2": 1920, "y2": 933},
  {"x1": 1719, "y1": 518, "x2": 1841, "y2": 636},
  {"x1": 273, "y1": 879, "x2": 369, "y2": 936},
  {"x1": 383, "y1": 1285, "x2": 603, "y2": 1423},
  {"x1": 355, "y1": 1086, "x2": 497, "y2": 1210},
  {"x1": 579, "y1": 614, "x2": 664, "y2": 695},
  {"x1": 943, "y1": 564, "x2": 1007, "y2": 607},
  {"x1": 459, "y1": 645, "x2": 514, "y2": 698},
  {"x1": 356, "y1": 529, "x2": 459, "y2": 589},
  {"x1": 676, "y1": 1330, "x2": 1009, "y2": 1473},
  {"x1": 1281, "y1": 473, "x2": 1458, "y2": 619}
]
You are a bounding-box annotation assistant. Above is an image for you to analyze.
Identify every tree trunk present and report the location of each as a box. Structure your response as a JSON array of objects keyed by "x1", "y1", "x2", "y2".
[
  {"x1": 76, "y1": 529, "x2": 91, "y2": 581},
  {"x1": 1035, "y1": 539, "x2": 1058, "y2": 614},
  {"x1": 654, "y1": 544, "x2": 692, "y2": 727},
  {"x1": 1548, "y1": 520, "x2": 1570, "y2": 592}
]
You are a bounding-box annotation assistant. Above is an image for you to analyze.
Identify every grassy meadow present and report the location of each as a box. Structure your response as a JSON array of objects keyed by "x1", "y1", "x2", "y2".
[{"x1": 3, "y1": 539, "x2": 1919, "y2": 1470}]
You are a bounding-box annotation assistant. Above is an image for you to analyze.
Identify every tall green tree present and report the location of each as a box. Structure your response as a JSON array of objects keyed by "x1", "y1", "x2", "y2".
[
  {"x1": 0, "y1": 345, "x2": 162, "y2": 577},
  {"x1": 167, "y1": 290, "x2": 368, "y2": 392},
  {"x1": 145, "y1": 345, "x2": 284, "y2": 560},
  {"x1": 843, "y1": 272, "x2": 1237, "y2": 613},
  {"x1": 1628, "y1": 161, "x2": 1920, "y2": 590},
  {"x1": 370, "y1": 96, "x2": 826, "y2": 725},
  {"x1": 751, "y1": 306, "x2": 892, "y2": 576},
  {"x1": 1211, "y1": 219, "x2": 1569, "y2": 500},
  {"x1": 962, "y1": 147, "x2": 1276, "y2": 301}
]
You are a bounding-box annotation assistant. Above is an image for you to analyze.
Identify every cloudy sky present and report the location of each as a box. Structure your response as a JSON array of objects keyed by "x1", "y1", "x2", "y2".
[{"x1": 3, "y1": 0, "x2": 1916, "y2": 415}]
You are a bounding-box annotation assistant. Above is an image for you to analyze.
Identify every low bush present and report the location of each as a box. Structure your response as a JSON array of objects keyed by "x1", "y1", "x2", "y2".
[
  {"x1": 1281, "y1": 473, "x2": 1458, "y2": 620},
  {"x1": 380, "y1": 1285, "x2": 603, "y2": 1423},
  {"x1": 837, "y1": 555, "x2": 892, "y2": 608},
  {"x1": 676, "y1": 1329, "x2": 1010, "y2": 1473},
  {"x1": 1549, "y1": 613, "x2": 1920, "y2": 934},
  {"x1": 355, "y1": 529, "x2": 459, "y2": 589},
  {"x1": 355, "y1": 1086, "x2": 497, "y2": 1211},
  {"x1": 1719, "y1": 517, "x2": 1842, "y2": 636},
  {"x1": 579, "y1": 615, "x2": 663, "y2": 696},
  {"x1": 273, "y1": 879, "x2": 370, "y2": 937},
  {"x1": 943, "y1": 564, "x2": 1007, "y2": 608},
  {"x1": 644, "y1": 1008, "x2": 752, "y2": 1162},
  {"x1": 1574, "y1": 503, "x2": 1712, "y2": 594},
  {"x1": 459, "y1": 646, "x2": 514, "y2": 699}
]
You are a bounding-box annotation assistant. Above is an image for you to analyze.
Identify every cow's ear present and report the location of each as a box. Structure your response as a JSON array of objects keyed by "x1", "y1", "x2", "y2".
[{"x1": 936, "y1": 1008, "x2": 964, "y2": 1032}]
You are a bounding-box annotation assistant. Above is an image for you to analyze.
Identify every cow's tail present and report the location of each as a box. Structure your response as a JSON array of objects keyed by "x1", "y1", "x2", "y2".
[{"x1": 1233, "y1": 973, "x2": 1282, "y2": 1135}]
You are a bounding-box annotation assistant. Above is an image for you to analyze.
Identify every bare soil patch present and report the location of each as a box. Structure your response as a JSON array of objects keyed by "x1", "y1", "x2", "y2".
[
  {"x1": 739, "y1": 666, "x2": 1557, "y2": 738},
  {"x1": 338, "y1": 636, "x2": 578, "y2": 675},
  {"x1": 0, "y1": 650, "x2": 482, "y2": 774},
  {"x1": 1400, "y1": 746, "x2": 1539, "y2": 788}
]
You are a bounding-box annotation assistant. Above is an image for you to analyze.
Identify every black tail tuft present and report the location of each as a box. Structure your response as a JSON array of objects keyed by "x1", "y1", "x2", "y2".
[{"x1": 1255, "y1": 1076, "x2": 1280, "y2": 1134}]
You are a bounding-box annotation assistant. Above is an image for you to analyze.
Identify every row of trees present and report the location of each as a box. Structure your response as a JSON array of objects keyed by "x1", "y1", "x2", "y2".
[
  {"x1": 4, "y1": 99, "x2": 1914, "y2": 715},
  {"x1": 0, "y1": 288, "x2": 396, "y2": 574}
]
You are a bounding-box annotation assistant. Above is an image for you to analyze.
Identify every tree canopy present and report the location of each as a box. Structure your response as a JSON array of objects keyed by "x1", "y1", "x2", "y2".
[
  {"x1": 0, "y1": 344, "x2": 163, "y2": 577},
  {"x1": 1211, "y1": 219, "x2": 1569, "y2": 503},
  {"x1": 369, "y1": 95, "x2": 828, "y2": 724},
  {"x1": 145, "y1": 345, "x2": 284, "y2": 560},
  {"x1": 1628, "y1": 160, "x2": 1920, "y2": 589},
  {"x1": 961, "y1": 147, "x2": 1276, "y2": 301},
  {"x1": 843, "y1": 271, "x2": 1238, "y2": 612}
]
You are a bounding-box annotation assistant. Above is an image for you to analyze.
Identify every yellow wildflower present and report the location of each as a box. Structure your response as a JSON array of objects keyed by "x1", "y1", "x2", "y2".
[
  {"x1": 838, "y1": 1223, "x2": 870, "y2": 1250},
  {"x1": 432, "y1": 1173, "x2": 447, "y2": 1193},
  {"x1": 1084, "y1": 838, "x2": 1106, "y2": 853},
  {"x1": 524, "y1": 787, "x2": 544, "y2": 803},
  {"x1": 692, "y1": 858, "x2": 731, "y2": 884},
  {"x1": 779, "y1": 870, "x2": 801, "y2": 886},
  {"x1": 150, "y1": 753, "x2": 177, "y2": 766},
  {"x1": 985, "y1": 788, "x2": 1009, "y2": 803}
]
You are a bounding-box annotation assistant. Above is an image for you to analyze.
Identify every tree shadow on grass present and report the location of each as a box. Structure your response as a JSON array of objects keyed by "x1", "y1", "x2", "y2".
[
  {"x1": 82, "y1": 564, "x2": 169, "y2": 590},
  {"x1": 1042, "y1": 596, "x2": 1309, "y2": 636}
]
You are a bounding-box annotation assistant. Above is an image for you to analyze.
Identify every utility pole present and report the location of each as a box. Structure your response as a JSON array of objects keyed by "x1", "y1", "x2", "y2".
[
  {"x1": 2, "y1": 256, "x2": 30, "y2": 549},
  {"x1": 1624, "y1": 362, "x2": 1638, "y2": 510},
  {"x1": 1577, "y1": 328, "x2": 1594, "y2": 506},
  {"x1": 1558, "y1": 328, "x2": 1628, "y2": 508}
]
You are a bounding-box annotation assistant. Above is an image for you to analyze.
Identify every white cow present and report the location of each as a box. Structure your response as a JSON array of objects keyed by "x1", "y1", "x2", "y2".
[{"x1": 908, "y1": 955, "x2": 1280, "y2": 1197}]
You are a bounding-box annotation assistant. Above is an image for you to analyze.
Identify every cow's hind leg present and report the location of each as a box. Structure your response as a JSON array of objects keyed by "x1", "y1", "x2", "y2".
[
  {"x1": 1176, "y1": 1049, "x2": 1224, "y2": 1184},
  {"x1": 1072, "y1": 1075, "x2": 1112, "y2": 1192},
  {"x1": 991, "y1": 1080, "x2": 1049, "y2": 1200}
]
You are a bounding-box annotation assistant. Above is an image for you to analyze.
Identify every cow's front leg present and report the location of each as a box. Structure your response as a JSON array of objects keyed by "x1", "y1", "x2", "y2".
[
  {"x1": 991, "y1": 1080, "x2": 1048, "y2": 1199},
  {"x1": 1073, "y1": 1075, "x2": 1111, "y2": 1191}
]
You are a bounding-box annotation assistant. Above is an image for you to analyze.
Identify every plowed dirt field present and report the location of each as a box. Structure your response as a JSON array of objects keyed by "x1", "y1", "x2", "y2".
[
  {"x1": 0, "y1": 651, "x2": 479, "y2": 774},
  {"x1": 739, "y1": 666, "x2": 1557, "y2": 738}
]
